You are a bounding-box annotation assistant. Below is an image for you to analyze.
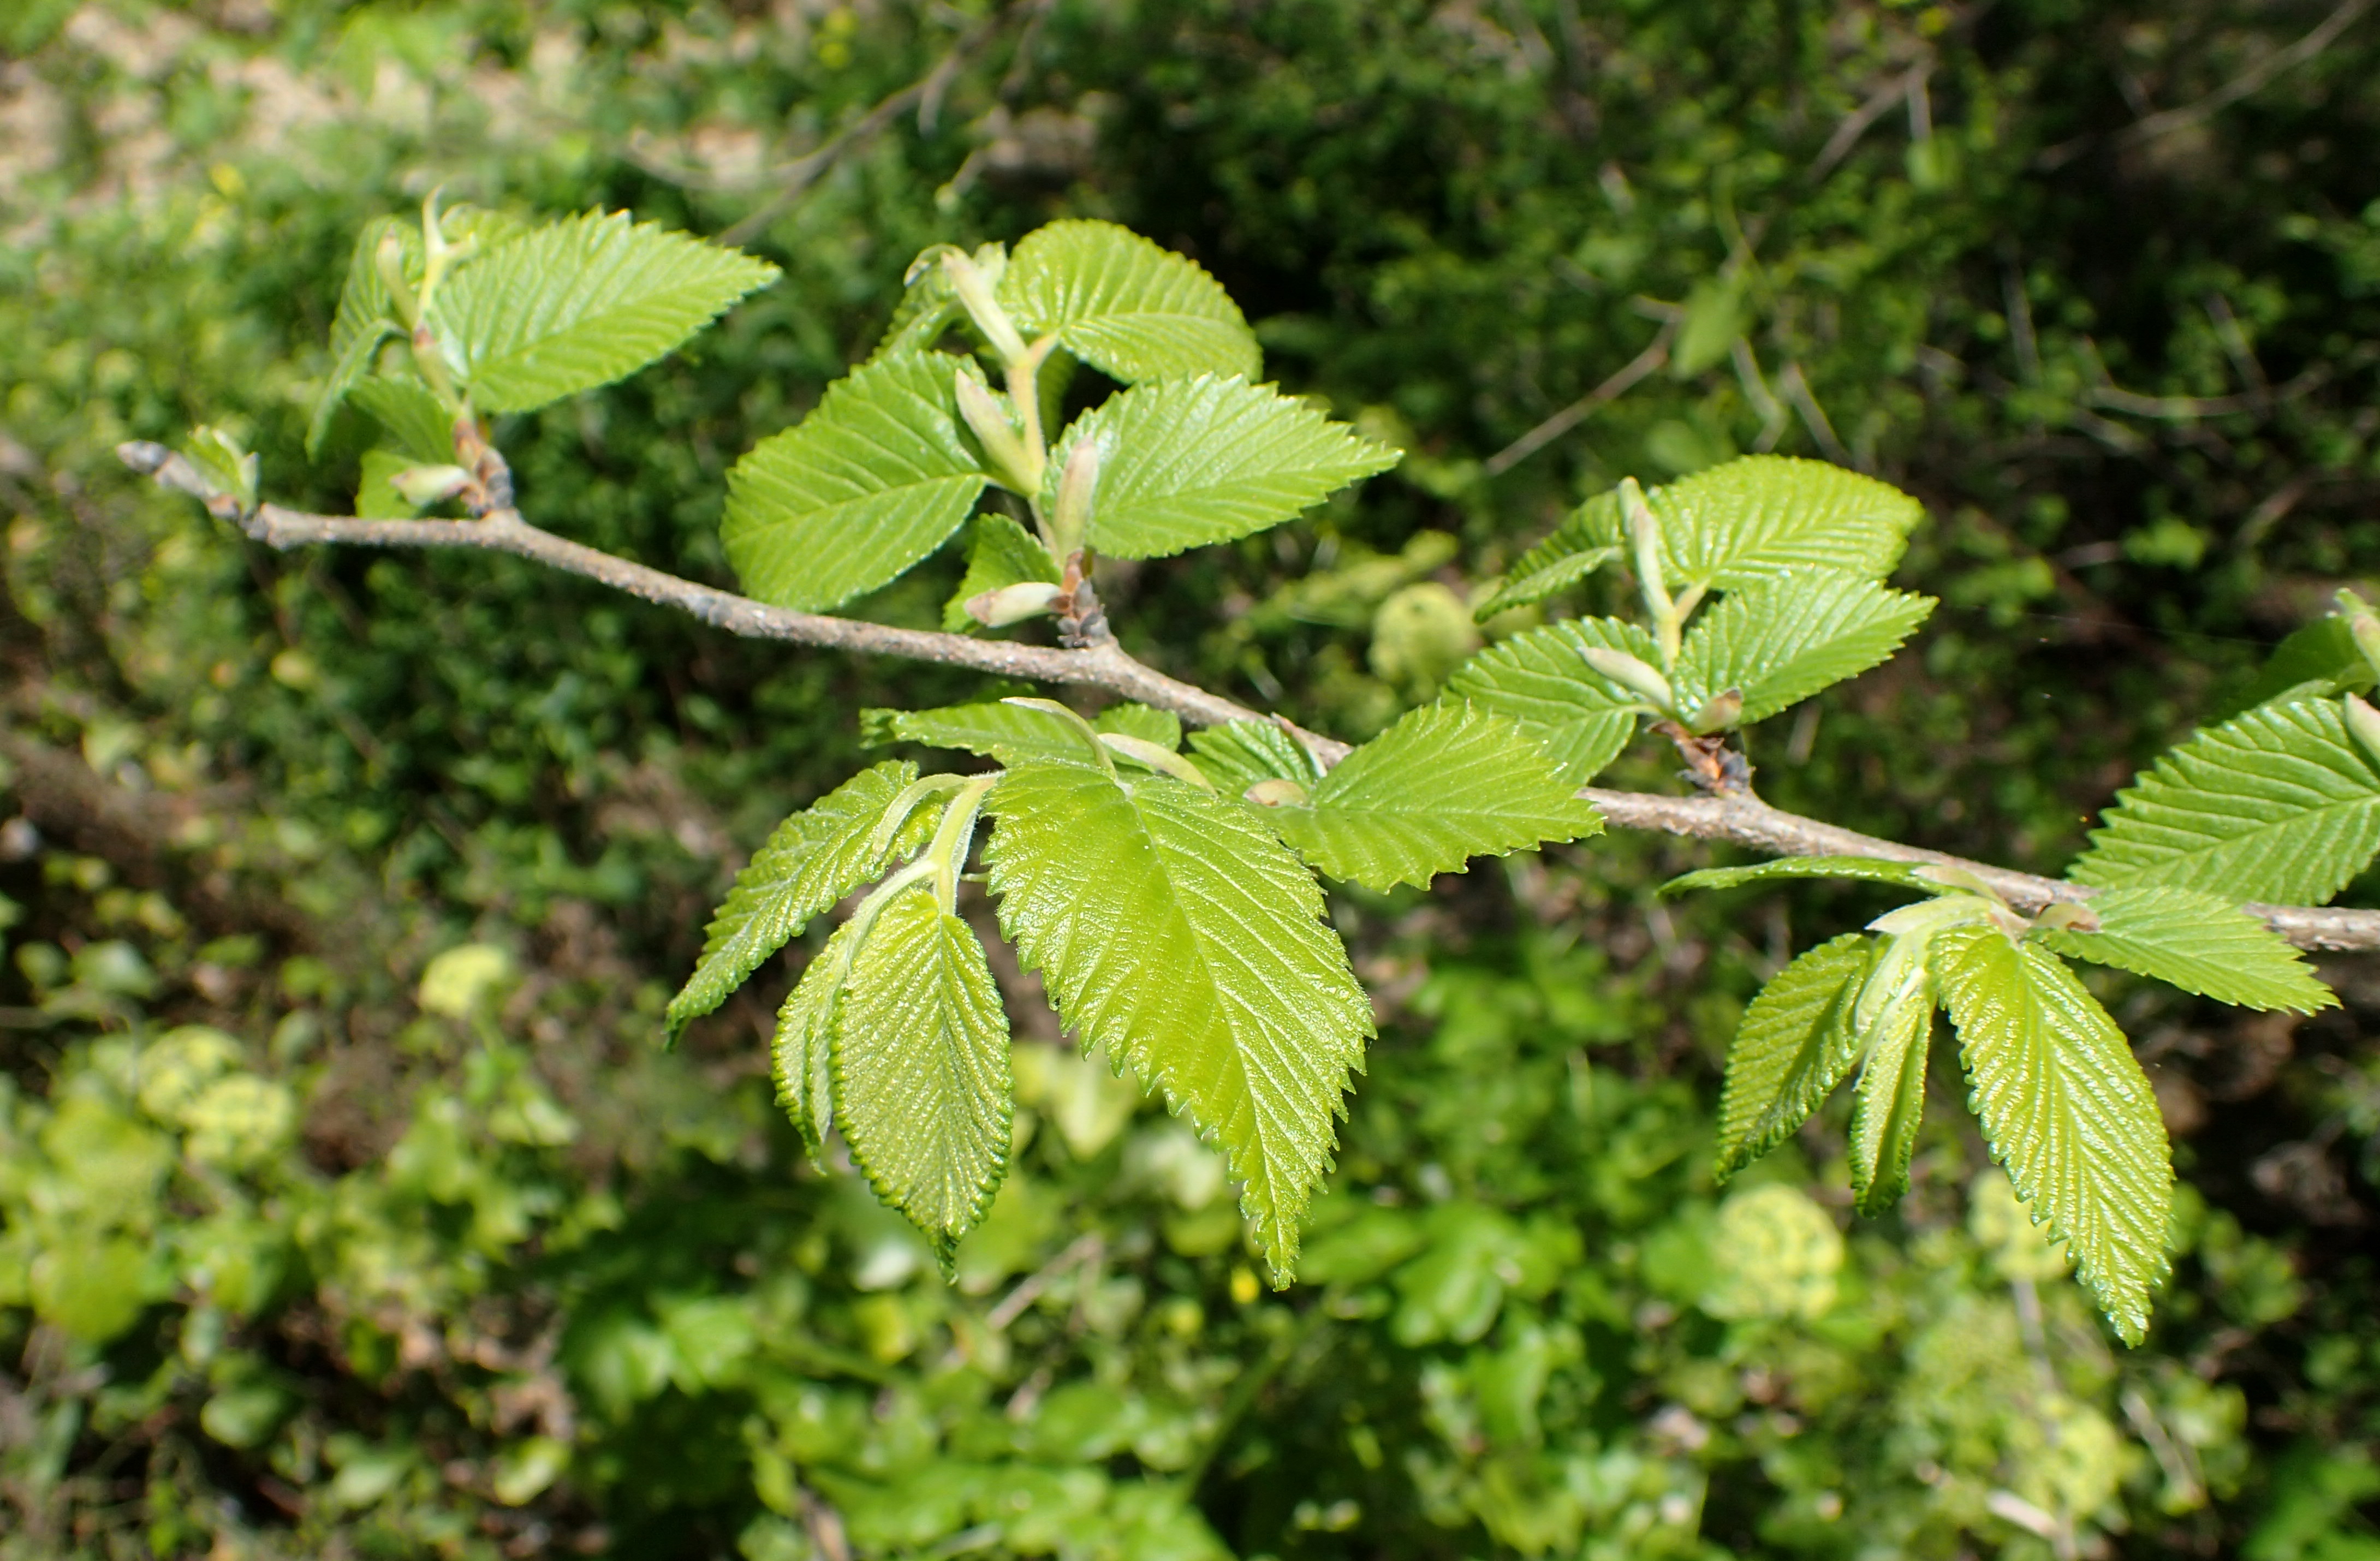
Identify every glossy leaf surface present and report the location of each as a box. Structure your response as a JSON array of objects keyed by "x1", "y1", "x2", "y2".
[
  {"x1": 834, "y1": 891, "x2": 1013, "y2": 1252},
  {"x1": 439, "y1": 210, "x2": 778, "y2": 413},
  {"x1": 665, "y1": 761, "x2": 928, "y2": 1045},
  {"x1": 1049, "y1": 375, "x2": 1398, "y2": 560},
  {"x1": 723, "y1": 351, "x2": 991, "y2": 610},
  {"x1": 1267, "y1": 704, "x2": 1602, "y2": 890},
  {"x1": 1673, "y1": 571, "x2": 1934, "y2": 725},
  {"x1": 998, "y1": 219, "x2": 1260, "y2": 383},
  {"x1": 1715, "y1": 933, "x2": 1872, "y2": 1179},
  {"x1": 985, "y1": 761, "x2": 1372, "y2": 1279},
  {"x1": 1937, "y1": 928, "x2": 2171, "y2": 1344},
  {"x1": 2069, "y1": 698, "x2": 2380, "y2": 903}
]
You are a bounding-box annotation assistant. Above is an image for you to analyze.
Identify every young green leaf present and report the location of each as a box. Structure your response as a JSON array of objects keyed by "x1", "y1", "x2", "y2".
[
  {"x1": 1047, "y1": 376, "x2": 1399, "y2": 561},
  {"x1": 664, "y1": 761, "x2": 932, "y2": 1045},
  {"x1": 2068, "y1": 698, "x2": 2380, "y2": 904},
  {"x1": 436, "y1": 210, "x2": 779, "y2": 414},
  {"x1": 1715, "y1": 933, "x2": 1872, "y2": 1179},
  {"x1": 347, "y1": 376, "x2": 454, "y2": 466},
  {"x1": 1442, "y1": 616, "x2": 1662, "y2": 782},
  {"x1": 308, "y1": 215, "x2": 413, "y2": 456},
  {"x1": 1187, "y1": 720, "x2": 1325, "y2": 794},
  {"x1": 2030, "y1": 885, "x2": 2335, "y2": 1013},
  {"x1": 1556, "y1": 458, "x2": 1924, "y2": 590},
  {"x1": 997, "y1": 219, "x2": 1260, "y2": 383},
  {"x1": 1662, "y1": 855, "x2": 1953, "y2": 898},
  {"x1": 942, "y1": 513, "x2": 1061, "y2": 631},
  {"x1": 1653, "y1": 457, "x2": 1925, "y2": 588},
  {"x1": 1093, "y1": 704, "x2": 1184, "y2": 751},
  {"x1": 834, "y1": 889, "x2": 1013, "y2": 1253},
  {"x1": 1847, "y1": 975, "x2": 1932, "y2": 1216},
  {"x1": 984, "y1": 761, "x2": 1373, "y2": 1280},
  {"x1": 723, "y1": 351, "x2": 992, "y2": 611},
  {"x1": 1673, "y1": 571, "x2": 1935, "y2": 725},
  {"x1": 1935, "y1": 927, "x2": 2173, "y2": 1344},
  {"x1": 864, "y1": 702, "x2": 1098, "y2": 767},
  {"x1": 1264, "y1": 704, "x2": 1603, "y2": 890},
  {"x1": 772, "y1": 920, "x2": 859, "y2": 1164}
]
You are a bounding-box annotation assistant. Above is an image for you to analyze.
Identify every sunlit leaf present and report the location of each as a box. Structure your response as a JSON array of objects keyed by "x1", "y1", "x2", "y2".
[
  {"x1": 1442, "y1": 616, "x2": 1659, "y2": 782},
  {"x1": 1559, "y1": 457, "x2": 1924, "y2": 589},
  {"x1": 1049, "y1": 375, "x2": 1399, "y2": 560},
  {"x1": 347, "y1": 376, "x2": 453, "y2": 466},
  {"x1": 984, "y1": 761, "x2": 1372, "y2": 1279},
  {"x1": 1662, "y1": 854, "x2": 1951, "y2": 897},
  {"x1": 772, "y1": 920, "x2": 858, "y2": 1164},
  {"x1": 1266, "y1": 704, "x2": 1602, "y2": 890},
  {"x1": 872, "y1": 258, "x2": 962, "y2": 362},
  {"x1": 1716, "y1": 933, "x2": 1871, "y2": 1179},
  {"x1": 942, "y1": 513, "x2": 1060, "y2": 631},
  {"x1": 1673, "y1": 570, "x2": 1934, "y2": 725},
  {"x1": 1847, "y1": 977, "x2": 1932, "y2": 1216},
  {"x1": 2032, "y1": 885, "x2": 2335, "y2": 1013},
  {"x1": 723, "y1": 351, "x2": 992, "y2": 611},
  {"x1": 1188, "y1": 720, "x2": 1325, "y2": 794},
  {"x1": 835, "y1": 889, "x2": 1013, "y2": 1253},
  {"x1": 2069, "y1": 698, "x2": 2380, "y2": 904},
  {"x1": 308, "y1": 216, "x2": 412, "y2": 456},
  {"x1": 1936, "y1": 927, "x2": 2171, "y2": 1343},
  {"x1": 1093, "y1": 703, "x2": 1183, "y2": 750},
  {"x1": 665, "y1": 761, "x2": 931, "y2": 1045},
  {"x1": 863, "y1": 702, "x2": 1097, "y2": 767},
  {"x1": 1474, "y1": 542, "x2": 1620, "y2": 620},
  {"x1": 438, "y1": 210, "x2": 779, "y2": 413},
  {"x1": 999, "y1": 219, "x2": 1260, "y2": 383}
]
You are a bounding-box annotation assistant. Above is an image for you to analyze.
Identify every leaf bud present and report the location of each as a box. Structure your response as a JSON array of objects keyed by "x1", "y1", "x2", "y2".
[
  {"x1": 953, "y1": 369, "x2": 1039, "y2": 493},
  {"x1": 2343, "y1": 597, "x2": 2380, "y2": 686},
  {"x1": 2029, "y1": 901, "x2": 2102, "y2": 934},
  {"x1": 1576, "y1": 646, "x2": 1676, "y2": 712},
  {"x1": 1051, "y1": 436, "x2": 1101, "y2": 560},
  {"x1": 1098, "y1": 734, "x2": 1213, "y2": 789},
  {"x1": 2345, "y1": 692, "x2": 2380, "y2": 770},
  {"x1": 1620, "y1": 476, "x2": 1681, "y2": 664},
  {"x1": 1689, "y1": 688, "x2": 1742, "y2": 734},
  {"x1": 1242, "y1": 778, "x2": 1311, "y2": 808},
  {"x1": 389, "y1": 463, "x2": 473, "y2": 508},
  {"x1": 184, "y1": 426, "x2": 260, "y2": 514},
  {"x1": 939, "y1": 247, "x2": 1030, "y2": 365},
  {"x1": 966, "y1": 580, "x2": 1064, "y2": 627}
]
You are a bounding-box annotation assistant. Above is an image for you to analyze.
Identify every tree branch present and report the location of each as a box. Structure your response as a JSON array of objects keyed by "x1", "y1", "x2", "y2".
[
  {"x1": 115, "y1": 442, "x2": 2380, "y2": 954},
  {"x1": 2120, "y1": 0, "x2": 2374, "y2": 146},
  {"x1": 1482, "y1": 315, "x2": 1677, "y2": 477},
  {"x1": 1582, "y1": 789, "x2": 2378, "y2": 952}
]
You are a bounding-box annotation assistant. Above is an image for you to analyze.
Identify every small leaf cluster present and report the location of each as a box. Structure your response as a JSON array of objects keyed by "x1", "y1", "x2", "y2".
[
  {"x1": 722, "y1": 221, "x2": 1398, "y2": 630},
  {"x1": 311, "y1": 198, "x2": 779, "y2": 516},
  {"x1": 1451, "y1": 456, "x2": 1935, "y2": 781},
  {"x1": 1672, "y1": 683, "x2": 2354, "y2": 1340},
  {"x1": 673, "y1": 692, "x2": 1603, "y2": 1281}
]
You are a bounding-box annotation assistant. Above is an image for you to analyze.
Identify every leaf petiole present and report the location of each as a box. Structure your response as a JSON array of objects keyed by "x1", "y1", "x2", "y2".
[
  {"x1": 927, "y1": 774, "x2": 999, "y2": 913},
  {"x1": 999, "y1": 697, "x2": 1115, "y2": 774},
  {"x1": 1621, "y1": 478, "x2": 1683, "y2": 667},
  {"x1": 866, "y1": 772, "x2": 971, "y2": 862}
]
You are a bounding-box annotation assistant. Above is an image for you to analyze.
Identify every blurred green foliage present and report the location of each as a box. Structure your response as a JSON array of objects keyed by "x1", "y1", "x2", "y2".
[{"x1": 3, "y1": 1, "x2": 2379, "y2": 1557}]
